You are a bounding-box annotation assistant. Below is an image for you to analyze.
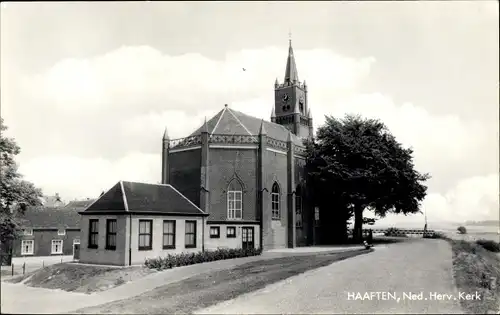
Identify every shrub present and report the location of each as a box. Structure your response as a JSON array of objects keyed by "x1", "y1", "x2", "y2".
[
  {"x1": 144, "y1": 247, "x2": 263, "y2": 271},
  {"x1": 476, "y1": 239, "x2": 500, "y2": 253},
  {"x1": 423, "y1": 231, "x2": 447, "y2": 239},
  {"x1": 457, "y1": 226, "x2": 467, "y2": 234}
]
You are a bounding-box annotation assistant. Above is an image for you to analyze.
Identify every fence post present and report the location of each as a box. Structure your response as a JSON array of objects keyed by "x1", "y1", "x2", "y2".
[
  {"x1": 22, "y1": 262, "x2": 26, "y2": 275},
  {"x1": 60, "y1": 256, "x2": 63, "y2": 263},
  {"x1": 11, "y1": 263, "x2": 14, "y2": 276},
  {"x1": 42, "y1": 260, "x2": 44, "y2": 268}
]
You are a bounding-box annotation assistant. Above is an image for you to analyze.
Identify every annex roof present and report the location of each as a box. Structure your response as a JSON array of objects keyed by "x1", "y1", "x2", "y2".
[{"x1": 80, "y1": 181, "x2": 207, "y2": 216}]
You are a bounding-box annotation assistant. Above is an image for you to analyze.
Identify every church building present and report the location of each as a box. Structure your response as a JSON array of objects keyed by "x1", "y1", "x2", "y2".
[
  {"x1": 163, "y1": 39, "x2": 317, "y2": 250},
  {"x1": 78, "y1": 40, "x2": 319, "y2": 266}
]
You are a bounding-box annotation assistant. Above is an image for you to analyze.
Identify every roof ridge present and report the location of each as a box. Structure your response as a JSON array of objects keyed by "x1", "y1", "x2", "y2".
[
  {"x1": 211, "y1": 106, "x2": 228, "y2": 135},
  {"x1": 120, "y1": 181, "x2": 129, "y2": 211},
  {"x1": 226, "y1": 107, "x2": 254, "y2": 137},
  {"x1": 167, "y1": 184, "x2": 207, "y2": 215}
]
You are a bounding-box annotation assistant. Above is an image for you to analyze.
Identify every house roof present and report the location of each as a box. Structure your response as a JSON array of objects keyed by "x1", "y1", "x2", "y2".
[
  {"x1": 20, "y1": 206, "x2": 83, "y2": 229},
  {"x1": 65, "y1": 200, "x2": 95, "y2": 209},
  {"x1": 81, "y1": 181, "x2": 208, "y2": 216},
  {"x1": 189, "y1": 106, "x2": 304, "y2": 147}
]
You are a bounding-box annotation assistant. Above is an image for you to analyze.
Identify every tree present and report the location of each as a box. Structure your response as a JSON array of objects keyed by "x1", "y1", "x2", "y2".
[
  {"x1": 0, "y1": 118, "x2": 43, "y2": 245},
  {"x1": 306, "y1": 114, "x2": 429, "y2": 242},
  {"x1": 457, "y1": 226, "x2": 467, "y2": 234}
]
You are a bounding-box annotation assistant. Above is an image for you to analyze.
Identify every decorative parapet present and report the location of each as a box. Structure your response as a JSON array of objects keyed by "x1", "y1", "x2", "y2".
[
  {"x1": 209, "y1": 134, "x2": 259, "y2": 145},
  {"x1": 294, "y1": 145, "x2": 306, "y2": 156},
  {"x1": 266, "y1": 137, "x2": 287, "y2": 150},
  {"x1": 169, "y1": 135, "x2": 202, "y2": 150}
]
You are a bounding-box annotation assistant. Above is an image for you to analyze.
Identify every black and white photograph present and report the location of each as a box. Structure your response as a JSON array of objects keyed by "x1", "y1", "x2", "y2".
[{"x1": 1, "y1": 1, "x2": 498, "y2": 314}]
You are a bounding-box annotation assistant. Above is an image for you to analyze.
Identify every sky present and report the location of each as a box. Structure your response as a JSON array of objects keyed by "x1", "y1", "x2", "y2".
[{"x1": 1, "y1": 1, "x2": 498, "y2": 226}]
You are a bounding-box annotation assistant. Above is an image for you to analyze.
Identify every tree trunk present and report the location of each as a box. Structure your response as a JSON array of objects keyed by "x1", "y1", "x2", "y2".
[{"x1": 353, "y1": 204, "x2": 363, "y2": 242}]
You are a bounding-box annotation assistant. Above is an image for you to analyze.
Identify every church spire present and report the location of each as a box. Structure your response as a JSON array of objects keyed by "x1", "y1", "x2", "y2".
[{"x1": 284, "y1": 37, "x2": 299, "y2": 85}]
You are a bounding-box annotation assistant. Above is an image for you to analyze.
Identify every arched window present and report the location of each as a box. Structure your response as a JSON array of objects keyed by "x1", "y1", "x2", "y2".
[
  {"x1": 227, "y1": 179, "x2": 243, "y2": 220},
  {"x1": 271, "y1": 182, "x2": 280, "y2": 220},
  {"x1": 295, "y1": 185, "x2": 303, "y2": 228}
]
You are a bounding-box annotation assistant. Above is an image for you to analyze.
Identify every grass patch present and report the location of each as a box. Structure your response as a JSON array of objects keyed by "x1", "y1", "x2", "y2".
[
  {"x1": 7, "y1": 262, "x2": 156, "y2": 294},
  {"x1": 451, "y1": 239, "x2": 500, "y2": 314},
  {"x1": 74, "y1": 248, "x2": 373, "y2": 314}
]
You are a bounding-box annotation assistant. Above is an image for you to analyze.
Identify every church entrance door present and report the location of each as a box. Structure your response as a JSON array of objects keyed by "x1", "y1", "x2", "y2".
[{"x1": 241, "y1": 227, "x2": 254, "y2": 250}]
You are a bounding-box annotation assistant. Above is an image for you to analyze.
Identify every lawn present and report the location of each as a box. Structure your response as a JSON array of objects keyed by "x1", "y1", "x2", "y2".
[
  {"x1": 73, "y1": 248, "x2": 372, "y2": 314},
  {"x1": 5, "y1": 262, "x2": 156, "y2": 294}
]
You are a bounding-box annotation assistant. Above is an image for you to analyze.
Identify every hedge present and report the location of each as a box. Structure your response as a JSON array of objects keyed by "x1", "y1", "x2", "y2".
[
  {"x1": 144, "y1": 247, "x2": 263, "y2": 270},
  {"x1": 475, "y1": 239, "x2": 500, "y2": 253}
]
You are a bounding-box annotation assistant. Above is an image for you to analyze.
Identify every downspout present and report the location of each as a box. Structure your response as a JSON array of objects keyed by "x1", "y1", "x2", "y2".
[
  {"x1": 120, "y1": 181, "x2": 132, "y2": 266},
  {"x1": 202, "y1": 216, "x2": 205, "y2": 252}
]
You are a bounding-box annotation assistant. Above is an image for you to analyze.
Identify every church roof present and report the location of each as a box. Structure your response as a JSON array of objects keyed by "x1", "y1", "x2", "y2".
[
  {"x1": 284, "y1": 39, "x2": 299, "y2": 84},
  {"x1": 190, "y1": 106, "x2": 304, "y2": 147},
  {"x1": 80, "y1": 181, "x2": 207, "y2": 216}
]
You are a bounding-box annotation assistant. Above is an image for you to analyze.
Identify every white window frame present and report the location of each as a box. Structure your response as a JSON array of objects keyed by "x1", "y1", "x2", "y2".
[
  {"x1": 295, "y1": 195, "x2": 303, "y2": 228},
  {"x1": 271, "y1": 183, "x2": 280, "y2": 220},
  {"x1": 227, "y1": 190, "x2": 243, "y2": 220},
  {"x1": 23, "y1": 228, "x2": 33, "y2": 236},
  {"x1": 21, "y1": 240, "x2": 34, "y2": 255},
  {"x1": 57, "y1": 229, "x2": 66, "y2": 236},
  {"x1": 209, "y1": 226, "x2": 220, "y2": 238},
  {"x1": 51, "y1": 239, "x2": 63, "y2": 254}
]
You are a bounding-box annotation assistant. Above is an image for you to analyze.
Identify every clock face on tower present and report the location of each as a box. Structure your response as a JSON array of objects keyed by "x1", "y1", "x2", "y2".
[{"x1": 281, "y1": 93, "x2": 290, "y2": 103}]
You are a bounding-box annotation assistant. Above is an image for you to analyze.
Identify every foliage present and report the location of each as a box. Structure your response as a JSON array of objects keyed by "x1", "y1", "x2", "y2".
[
  {"x1": 363, "y1": 217, "x2": 376, "y2": 225},
  {"x1": 476, "y1": 239, "x2": 500, "y2": 253},
  {"x1": 423, "y1": 231, "x2": 447, "y2": 239},
  {"x1": 0, "y1": 118, "x2": 43, "y2": 244},
  {"x1": 306, "y1": 115, "x2": 429, "y2": 242},
  {"x1": 457, "y1": 226, "x2": 467, "y2": 234},
  {"x1": 144, "y1": 247, "x2": 262, "y2": 270}
]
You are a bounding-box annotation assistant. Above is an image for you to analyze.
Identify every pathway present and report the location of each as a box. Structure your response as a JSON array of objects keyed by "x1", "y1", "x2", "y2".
[{"x1": 196, "y1": 239, "x2": 463, "y2": 314}]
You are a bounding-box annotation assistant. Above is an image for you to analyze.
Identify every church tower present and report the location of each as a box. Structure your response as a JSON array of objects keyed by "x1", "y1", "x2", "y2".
[{"x1": 273, "y1": 39, "x2": 313, "y2": 140}]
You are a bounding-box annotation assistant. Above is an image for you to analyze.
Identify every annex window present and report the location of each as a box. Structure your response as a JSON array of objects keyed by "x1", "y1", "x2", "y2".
[
  {"x1": 271, "y1": 182, "x2": 281, "y2": 220},
  {"x1": 226, "y1": 226, "x2": 236, "y2": 238},
  {"x1": 106, "y1": 219, "x2": 117, "y2": 250},
  {"x1": 227, "y1": 191, "x2": 243, "y2": 220},
  {"x1": 185, "y1": 221, "x2": 197, "y2": 248},
  {"x1": 21, "y1": 240, "x2": 34, "y2": 255},
  {"x1": 163, "y1": 220, "x2": 176, "y2": 249},
  {"x1": 57, "y1": 229, "x2": 66, "y2": 236},
  {"x1": 51, "y1": 240, "x2": 63, "y2": 254},
  {"x1": 209, "y1": 226, "x2": 220, "y2": 238},
  {"x1": 295, "y1": 185, "x2": 303, "y2": 228},
  {"x1": 23, "y1": 229, "x2": 33, "y2": 236},
  {"x1": 138, "y1": 220, "x2": 153, "y2": 251},
  {"x1": 88, "y1": 219, "x2": 99, "y2": 249}
]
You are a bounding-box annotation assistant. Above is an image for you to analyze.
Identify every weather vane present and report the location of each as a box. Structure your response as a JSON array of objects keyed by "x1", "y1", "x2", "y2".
[{"x1": 288, "y1": 29, "x2": 292, "y2": 41}]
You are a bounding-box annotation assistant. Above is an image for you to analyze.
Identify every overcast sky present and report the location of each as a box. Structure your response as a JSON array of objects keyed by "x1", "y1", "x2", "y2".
[{"x1": 1, "y1": 1, "x2": 498, "y2": 226}]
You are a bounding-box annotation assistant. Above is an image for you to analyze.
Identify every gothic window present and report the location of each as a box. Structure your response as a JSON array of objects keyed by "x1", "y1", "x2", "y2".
[
  {"x1": 271, "y1": 182, "x2": 280, "y2": 220},
  {"x1": 227, "y1": 179, "x2": 243, "y2": 220},
  {"x1": 295, "y1": 185, "x2": 303, "y2": 228}
]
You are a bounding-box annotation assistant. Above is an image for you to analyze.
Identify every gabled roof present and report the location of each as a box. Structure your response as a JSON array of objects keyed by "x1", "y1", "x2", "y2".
[
  {"x1": 81, "y1": 181, "x2": 207, "y2": 216},
  {"x1": 190, "y1": 106, "x2": 304, "y2": 147},
  {"x1": 20, "y1": 207, "x2": 81, "y2": 229},
  {"x1": 65, "y1": 200, "x2": 95, "y2": 209}
]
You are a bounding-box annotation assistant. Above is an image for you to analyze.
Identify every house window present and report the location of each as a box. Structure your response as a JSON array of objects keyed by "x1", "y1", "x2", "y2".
[
  {"x1": 295, "y1": 185, "x2": 303, "y2": 228},
  {"x1": 163, "y1": 220, "x2": 176, "y2": 249},
  {"x1": 209, "y1": 226, "x2": 220, "y2": 238},
  {"x1": 138, "y1": 220, "x2": 153, "y2": 251},
  {"x1": 57, "y1": 229, "x2": 66, "y2": 236},
  {"x1": 106, "y1": 219, "x2": 117, "y2": 250},
  {"x1": 226, "y1": 226, "x2": 236, "y2": 238},
  {"x1": 88, "y1": 219, "x2": 99, "y2": 248},
  {"x1": 271, "y1": 182, "x2": 280, "y2": 220},
  {"x1": 315, "y1": 207, "x2": 320, "y2": 227},
  {"x1": 185, "y1": 221, "x2": 197, "y2": 248},
  {"x1": 227, "y1": 191, "x2": 242, "y2": 220},
  {"x1": 51, "y1": 240, "x2": 63, "y2": 254},
  {"x1": 73, "y1": 239, "x2": 80, "y2": 245},
  {"x1": 21, "y1": 240, "x2": 34, "y2": 255},
  {"x1": 23, "y1": 229, "x2": 33, "y2": 236}
]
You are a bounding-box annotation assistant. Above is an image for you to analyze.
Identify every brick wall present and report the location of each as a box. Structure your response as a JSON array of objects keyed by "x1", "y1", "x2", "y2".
[
  {"x1": 169, "y1": 149, "x2": 201, "y2": 206},
  {"x1": 263, "y1": 148, "x2": 288, "y2": 249},
  {"x1": 205, "y1": 223, "x2": 260, "y2": 250},
  {"x1": 207, "y1": 148, "x2": 258, "y2": 221},
  {"x1": 13, "y1": 229, "x2": 81, "y2": 257}
]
